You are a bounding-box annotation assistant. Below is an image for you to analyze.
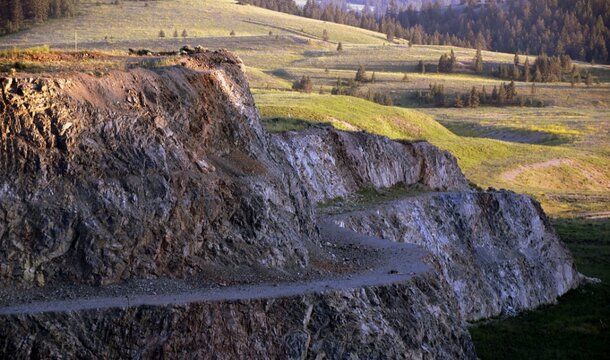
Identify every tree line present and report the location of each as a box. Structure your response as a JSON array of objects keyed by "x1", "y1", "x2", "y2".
[
  {"x1": 434, "y1": 48, "x2": 594, "y2": 84},
  {"x1": 416, "y1": 81, "x2": 547, "y2": 108},
  {"x1": 241, "y1": 0, "x2": 610, "y2": 64},
  {"x1": 396, "y1": 0, "x2": 610, "y2": 64},
  {"x1": 1, "y1": 0, "x2": 78, "y2": 34}
]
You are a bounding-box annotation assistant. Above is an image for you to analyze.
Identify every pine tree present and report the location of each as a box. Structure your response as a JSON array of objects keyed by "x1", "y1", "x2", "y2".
[
  {"x1": 402, "y1": 73, "x2": 409, "y2": 81},
  {"x1": 455, "y1": 95, "x2": 464, "y2": 108},
  {"x1": 386, "y1": 30, "x2": 395, "y2": 42},
  {"x1": 418, "y1": 60, "x2": 426, "y2": 74},
  {"x1": 322, "y1": 29, "x2": 329, "y2": 41},
  {"x1": 530, "y1": 83, "x2": 536, "y2": 95},
  {"x1": 473, "y1": 48, "x2": 484, "y2": 74},
  {"x1": 512, "y1": 65, "x2": 520, "y2": 80},
  {"x1": 371, "y1": 72, "x2": 376, "y2": 83},
  {"x1": 159, "y1": 29, "x2": 165, "y2": 38},
  {"x1": 514, "y1": 52, "x2": 520, "y2": 67},
  {"x1": 438, "y1": 53, "x2": 456, "y2": 73},
  {"x1": 449, "y1": 49, "x2": 457, "y2": 71},
  {"x1": 507, "y1": 81, "x2": 517, "y2": 100},
  {"x1": 230, "y1": 30, "x2": 236, "y2": 36},
  {"x1": 337, "y1": 42, "x2": 343, "y2": 52},
  {"x1": 534, "y1": 68, "x2": 542, "y2": 82},
  {"x1": 182, "y1": 29, "x2": 188, "y2": 38},
  {"x1": 480, "y1": 86, "x2": 488, "y2": 104},
  {"x1": 293, "y1": 76, "x2": 313, "y2": 93},
  {"x1": 355, "y1": 65, "x2": 367, "y2": 82},
  {"x1": 468, "y1": 86, "x2": 480, "y2": 108},
  {"x1": 9, "y1": 0, "x2": 24, "y2": 30},
  {"x1": 523, "y1": 57, "x2": 531, "y2": 82},
  {"x1": 497, "y1": 84, "x2": 506, "y2": 106},
  {"x1": 585, "y1": 72, "x2": 593, "y2": 86},
  {"x1": 173, "y1": 29, "x2": 178, "y2": 38}
]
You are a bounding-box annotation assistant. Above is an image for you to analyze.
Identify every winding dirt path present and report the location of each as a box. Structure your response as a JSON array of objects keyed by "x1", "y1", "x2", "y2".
[{"x1": 0, "y1": 221, "x2": 430, "y2": 316}]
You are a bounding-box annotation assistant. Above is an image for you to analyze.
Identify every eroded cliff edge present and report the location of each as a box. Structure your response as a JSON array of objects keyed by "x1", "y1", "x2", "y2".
[
  {"x1": 276, "y1": 128, "x2": 582, "y2": 321},
  {"x1": 0, "y1": 49, "x2": 581, "y2": 358},
  {"x1": 0, "y1": 51, "x2": 317, "y2": 287}
]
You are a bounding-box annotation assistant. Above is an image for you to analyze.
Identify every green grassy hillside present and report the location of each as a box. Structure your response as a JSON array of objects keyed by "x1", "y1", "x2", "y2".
[
  {"x1": 0, "y1": 0, "x2": 385, "y2": 49},
  {"x1": 254, "y1": 90, "x2": 610, "y2": 216}
]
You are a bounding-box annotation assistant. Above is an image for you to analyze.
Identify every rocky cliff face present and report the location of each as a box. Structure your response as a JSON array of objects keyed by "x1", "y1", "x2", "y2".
[
  {"x1": 0, "y1": 272, "x2": 475, "y2": 359},
  {"x1": 0, "y1": 51, "x2": 317, "y2": 287},
  {"x1": 274, "y1": 128, "x2": 470, "y2": 202},
  {"x1": 0, "y1": 49, "x2": 582, "y2": 358},
  {"x1": 275, "y1": 127, "x2": 581, "y2": 320},
  {"x1": 329, "y1": 191, "x2": 582, "y2": 320}
]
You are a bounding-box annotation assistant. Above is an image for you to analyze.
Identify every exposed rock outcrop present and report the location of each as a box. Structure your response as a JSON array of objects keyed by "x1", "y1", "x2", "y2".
[
  {"x1": 274, "y1": 128, "x2": 470, "y2": 202},
  {"x1": 0, "y1": 49, "x2": 583, "y2": 358},
  {"x1": 0, "y1": 50, "x2": 317, "y2": 287},
  {"x1": 273, "y1": 127, "x2": 582, "y2": 321},
  {"x1": 0, "y1": 274, "x2": 475, "y2": 359},
  {"x1": 0, "y1": 223, "x2": 476, "y2": 359},
  {"x1": 329, "y1": 191, "x2": 582, "y2": 320}
]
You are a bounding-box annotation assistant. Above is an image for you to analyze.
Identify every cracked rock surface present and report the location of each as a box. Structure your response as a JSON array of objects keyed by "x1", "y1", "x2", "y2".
[{"x1": 0, "y1": 49, "x2": 582, "y2": 358}]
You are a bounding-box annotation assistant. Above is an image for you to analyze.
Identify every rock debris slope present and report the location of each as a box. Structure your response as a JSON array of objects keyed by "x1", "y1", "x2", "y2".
[{"x1": 0, "y1": 49, "x2": 581, "y2": 358}]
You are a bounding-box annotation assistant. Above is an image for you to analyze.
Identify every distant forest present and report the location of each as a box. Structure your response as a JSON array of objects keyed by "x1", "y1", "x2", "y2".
[
  {"x1": 0, "y1": 0, "x2": 78, "y2": 34},
  {"x1": 242, "y1": 0, "x2": 610, "y2": 64}
]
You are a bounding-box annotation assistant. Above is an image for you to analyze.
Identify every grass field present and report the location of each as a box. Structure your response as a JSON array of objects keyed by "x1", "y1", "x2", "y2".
[
  {"x1": 0, "y1": 0, "x2": 385, "y2": 48},
  {"x1": 254, "y1": 90, "x2": 610, "y2": 216}
]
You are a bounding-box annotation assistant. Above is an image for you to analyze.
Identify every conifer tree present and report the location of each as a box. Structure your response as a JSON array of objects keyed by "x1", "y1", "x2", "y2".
[
  {"x1": 468, "y1": 86, "x2": 480, "y2": 108},
  {"x1": 497, "y1": 84, "x2": 506, "y2": 105},
  {"x1": 473, "y1": 48, "x2": 484, "y2": 74},
  {"x1": 523, "y1": 57, "x2": 531, "y2": 82},
  {"x1": 355, "y1": 65, "x2": 367, "y2": 82},
  {"x1": 585, "y1": 72, "x2": 593, "y2": 86},
  {"x1": 418, "y1": 60, "x2": 426, "y2": 74}
]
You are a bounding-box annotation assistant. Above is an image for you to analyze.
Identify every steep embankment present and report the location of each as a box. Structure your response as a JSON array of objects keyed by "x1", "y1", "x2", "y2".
[
  {"x1": 0, "y1": 49, "x2": 477, "y2": 358},
  {"x1": 330, "y1": 192, "x2": 581, "y2": 321},
  {"x1": 276, "y1": 128, "x2": 583, "y2": 321},
  {"x1": 0, "y1": 223, "x2": 476, "y2": 359},
  {"x1": 0, "y1": 50, "x2": 317, "y2": 288},
  {"x1": 274, "y1": 127, "x2": 469, "y2": 202},
  {"x1": 0, "y1": 49, "x2": 582, "y2": 358}
]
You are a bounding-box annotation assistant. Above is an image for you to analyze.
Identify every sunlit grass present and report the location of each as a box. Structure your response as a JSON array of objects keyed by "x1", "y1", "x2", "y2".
[{"x1": 254, "y1": 90, "x2": 610, "y2": 215}]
